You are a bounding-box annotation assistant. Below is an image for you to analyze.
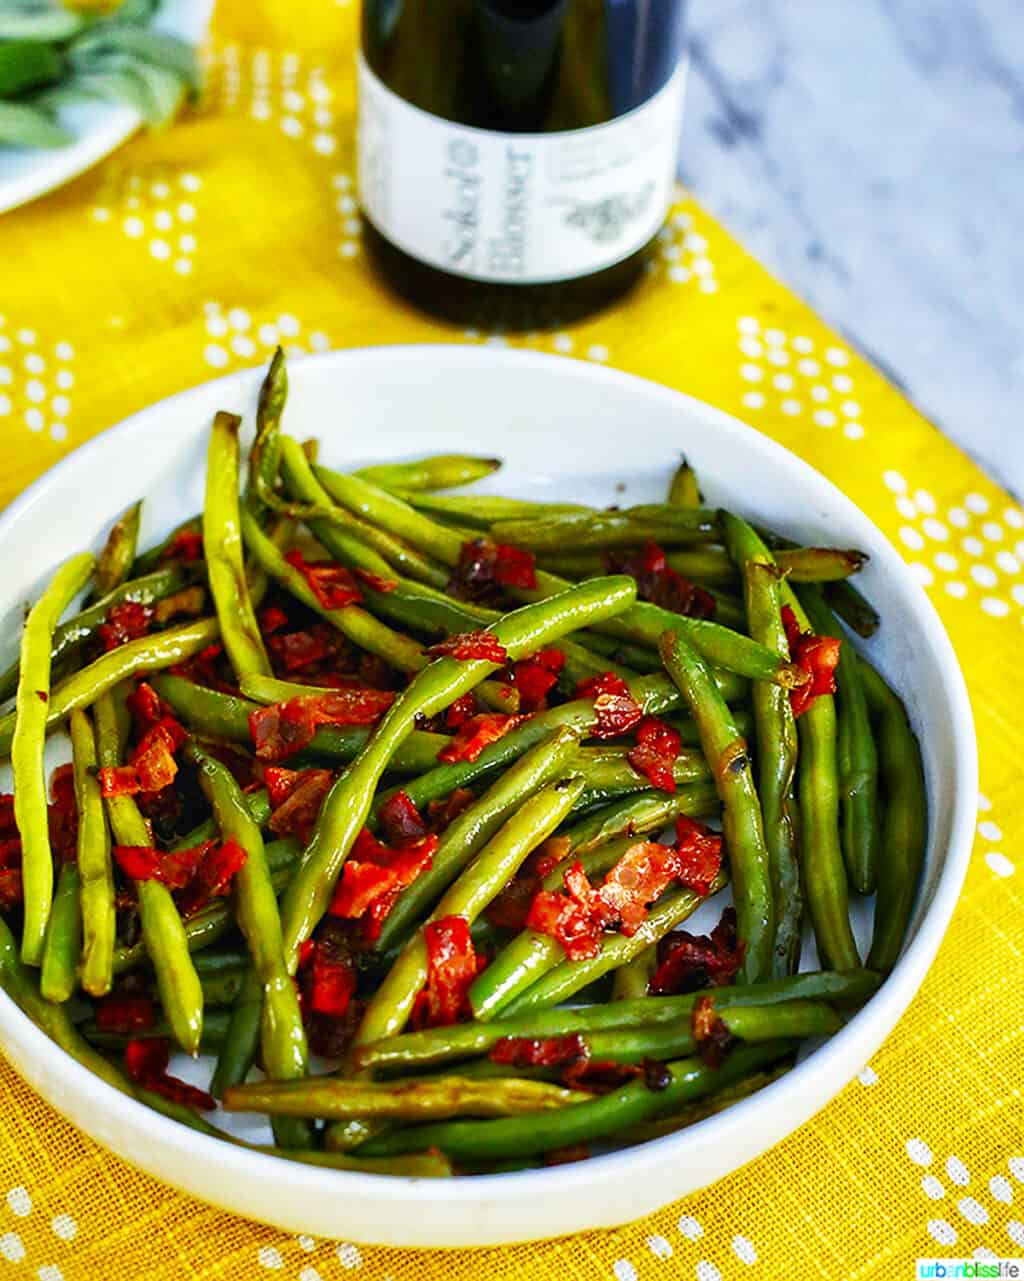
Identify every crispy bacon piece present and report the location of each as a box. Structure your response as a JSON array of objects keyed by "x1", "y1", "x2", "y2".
[
  {"x1": 650, "y1": 907, "x2": 743, "y2": 995},
  {"x1": 673, "y1": 817, "x2": 723, "y2": 895},
  {"x1": 47, "y1": 763, "x2": 78, "y2": 862},
  {"x1": 576, "y1": 672, "x2": 643, "y2": 739},
  {"x1": 310, "y1": 945, "x2": 357, "y2": 1017},
  {"x1": 490, "y1": 1033, "x2": 588, "y2": 1069},
  {"x1": 267, "y1": 624, "x2": 348, "y2": 676},
  {"x1": 595, "y1": 841, "x2": 683, "y2": 935},
  {"x1": 0, "y1": 867, "x2": 22, "y2": 909},
  {"x1": 265, "y1": 767, "x2": 334, "y2": 844},
  {"x1": 485, "y1": 836, "x2": 572, "y2": 932},
  {"x1": 437, "y1": 713, "x2": 524, "y2": 764},
  {"x1": 284, "y1": 548, "x2": 363, "y2": 610},
  {"x1": 427, "y1": 786, "x2": 476, "y2": 833},
  {"x1": 98, "y1": 601, "x2": 153, "y2": 651},
  {"x1": 328, "y1": 825, "x2": 437, "y2": 941},
  {"x1": 0, "y1": 795, "x2": 15, "y2": 838},
  {"x1": 259, "y1": 605, "x2": 290, "y2": 635},
  {"x1": 95, "y1": 993, "x2": 156, "y2": 1034},
  {"x1": 444, "y1": 693, "x2": 478, "y2": 730},
  {"x1": 781, "y1": 605, "x2": 841, "y2": 717},
  {"x1": 607, "y1": 541, "x2": 716, "y2": 619},
  {"x1": 627, "y1": 717, "x2": 682, "y2": 792},
  {"x1": 378, "y1": 790, "x2": 430, "y2": 847},
  {"x1": 162, "y1": 528, "x2": 203, "y2": 563},
  {"x1": 525, "y1": 883, "x2": 605, "y2": 963},
  {"x1": 113, "y1": 842, "x2": 207, "y2": 890},
  {"x1": 126, "y1": 681, "x2": 165, "y2": 734},
  {"x1": 353, "y1": 568, "x2": 399, "y2": 593},
  {"x1": 125, "y1": 1037, "x2": 215, "y2": 1110},
  {"x1": 425, "y1": 631, "x2": 508, "y2": 664},
  {"x1": 409, "y1": 916, "x2": 481, "y2": 1029},
  {"x1": 250, "y1": 688, "x2": 395, "y2": 762},
  {"x1": 447, "y1": 538, "x2": 538, "y2": 602},
  {"x1": 98, "y1": 715, "x2": 188, "y2": 798},
  {"x1": 511, "y1": 648, "x2": 565, "y2": 712},
  {"x1": 169, "y1": 642, "x2": 228, "y2": 690},
  {"x1": 691, "y1": 994, "x2": 735, "y2": 1067},
  {"x1": 177, "y1": 839, "x2": 248, "y2": 917}
]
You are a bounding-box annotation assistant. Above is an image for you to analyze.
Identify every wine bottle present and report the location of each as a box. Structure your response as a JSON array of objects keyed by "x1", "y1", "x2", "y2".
[{"x1": 358, "y1": 0, "x2": 689, "y2": 330}]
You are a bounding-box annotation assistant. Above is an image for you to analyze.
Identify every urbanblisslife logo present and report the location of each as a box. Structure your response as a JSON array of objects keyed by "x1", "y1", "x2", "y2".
[{"x1": 917, "y1": 1261, "x2": 1024, "y2": 1279}]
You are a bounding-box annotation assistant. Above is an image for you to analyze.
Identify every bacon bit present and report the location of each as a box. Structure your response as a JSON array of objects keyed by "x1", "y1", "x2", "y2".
[
  {"x1": 650, "y1": 908, "x2": 743, "y2": 995},
  {"x1": 259, "y1": 605, "x2": 290, "y2": 635},
  {"x1": 169, "y1": 642, "x2": 227, "y2": 689},
  {"x1": 409, "y1": 916, "x2": 482, "y2": 1029},
  {"x1": 47, "y1": 764, "x2": 78, "y2": 862},
  {"x1": 563, "y1": 1060, "x2": 644, "y2": 1092},
  {"x1": 152, "y1": 585, "x2": 206, "y2": 626},
  {"x1": 250, "y1": 688, "x2": 395, "y2": 762},
  {"x1": 0, "y1": 796, "x2": 16, "y2": 838},
  {"x1": 525, "y1": 884, "x2": 605, "y2": 962},
  {"x1": 627, "y1": 717, "x2": 682, "y2": 792},
  {"x1": 691, "y1": 994, "x2": 735, "y2": 1067},
  {"x1": 329, "y1": 825, "x2": 437, "y2": 941},
  {"x1": 0, "y1": 869, "x2": 22, "y2": 909},
  {"x1": 177, "y1": 838, "x2": 247, "y2": 917},
  {"x1": 608, "y1": 541, "x2": 716, "y2": 619},
  {"x1": 126, "y1": 681, "x2": 165, "y2": 733},
  {"x1": 310, "y1": 945, "x2": 357, "y2": 1017},
  {"x1": 265, "y1": 767, "x2": 334, "y2": 844},
  {"x1": 447, "y1": 538, "x2": 538, "y2": 602},
  {"x1": 267, "y1": 626, "x2": 342, "y2": 675},
  {"x1": 378, "y1": 791, "x2": 429, "y2": 847},
  {"x1": 490, "y1": 1033, "x2": 589, "y2": 1069},
  {"x1": 113, "y1": 842, "x2": 207, "y2": 890},
  {"x1": 596, "y1": 842, "x2": 684, "y2": 935},
  {"x1": 437, "y1": 713, "x2": 523, "y2": 764},
  {"x1": 511, "y1": 648, "x2": 565, "y2": 712},
  {"x1": 576, "y1": 671, "x2": 643, "y2": 739},
  {"x1": 485, "y1": 836, "x2": 572, "y2": 931},
  {"x1": 425, "y1": 631, "x2": 508, "y2": 664},
  {"x1": 35, "y1": 690, "x2": 47, "y2": 703},
  {"x1": 94, "y1": 993, "x2": 156, "y2": 1034},
  {"x1": 0, "y1": 837, "x2": 21, "y2": 868},
  {"x1": 445, "y1": 693, "x2": 478, "y2": 730},
  {"x1": 124, "y1": 1037, "x2": 215, "y2": 1111},
  {"x1": 427, "y1": 787, "x2": 476, "y2": 832},
  {"x1": 297, "y1": 938, "x2": 316, "y2": 970},
  {"x1": 781, "y1": 605, "x2": 842, "y2": 717},
  {"x1": 673, "y1": 817, "x2": 723, "y2": 895},
  {"x1": 543, "y1": 1144, "x2": 592, "y2": 1166},
  {"x1": 162, "y1": 528, "x2": 203, "y2": 563},
  {"x1": 353, "y1": 568, "x2": 399, "y2": 594},
  {"x1": 98, "y1": 601, "x2": 154, "y2": 651},
  {"x1": 284, "y1": 548, "x2": 363, "y2": 610},
  {"x1": 99, "y1": 715, "x2": 188, "y2": 798}
]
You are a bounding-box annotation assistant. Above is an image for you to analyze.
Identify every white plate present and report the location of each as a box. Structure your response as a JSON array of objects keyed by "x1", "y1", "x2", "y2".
[
  {"x1": 0, "y1": 347, "x2": 977, "y2": 1245},
  {"x1": 0, "y1": 0, "x2": 214, "y2": 216}
]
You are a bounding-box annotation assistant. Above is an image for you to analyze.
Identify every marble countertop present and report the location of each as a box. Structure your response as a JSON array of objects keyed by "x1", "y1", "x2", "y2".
[{"x1": 681, "y1": 0, "x2": 1024, "y2": 498}]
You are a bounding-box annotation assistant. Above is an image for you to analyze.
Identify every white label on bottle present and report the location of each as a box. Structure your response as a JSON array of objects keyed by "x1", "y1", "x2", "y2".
[{"x1": 357, "y1": 55, "x2": 687, "y2": 286}]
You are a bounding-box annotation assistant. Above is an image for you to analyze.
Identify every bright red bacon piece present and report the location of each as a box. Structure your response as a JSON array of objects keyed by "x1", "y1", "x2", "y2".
[{"x1": 781, "y1": 605, "x2": 841, "y2": 717}]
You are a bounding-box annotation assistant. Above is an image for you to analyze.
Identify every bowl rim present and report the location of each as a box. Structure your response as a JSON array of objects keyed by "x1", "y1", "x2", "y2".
[{"x1": 0, "y1": 345, "x2": 978, "y2": 1238}]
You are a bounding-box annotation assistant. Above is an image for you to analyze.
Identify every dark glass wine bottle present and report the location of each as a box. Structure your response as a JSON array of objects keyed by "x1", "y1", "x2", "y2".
[{"x1": 358, "y1": 0, "x2": 689, "y2": 331}]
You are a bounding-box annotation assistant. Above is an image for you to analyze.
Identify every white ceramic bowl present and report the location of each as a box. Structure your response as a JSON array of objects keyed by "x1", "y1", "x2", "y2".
[
  {"x1": 0, "y1": 347, "x2": 976, "y2": 1246},
  {"x1": 0, "y1": 0, "x2": 214, "y2": 215}
]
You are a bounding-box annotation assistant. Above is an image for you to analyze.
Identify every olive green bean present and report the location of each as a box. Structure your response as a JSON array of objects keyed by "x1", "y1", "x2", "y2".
[
  {"x1": 82, "y1": 1010, "x2": 232, "y2": 1053},
  {"x1": 778, "y1": 547, "x2": 868, "y2": 582},
  {"x1": 39, "y1": 862, "x2": 81, "y2": 1003},
  {"x1": 355, "y1": 454, "x2": 501, "y2": 492},
  {"x1": 660, "y1": 628, "x2": 774, "y2": 983},
  {"x1": 13, "y1": 551, "x2": 95, "y2": 963},
  {"x1": 93, "y1": 500, "x2": 142, "y2": 600},
  {"x1": 490, "y1": 509, "x2": 720, "y2": 551},
  {"x1": 668, "y1": 458, "x2": 702, "y2": 508},
  {"x1": 861, "y1": 659, "x2": 927, "y2": 972},
  {"x1": 69, "y1": 708, "x2": 115, "y2": 996},
  {"x1": 825, "y1": 579, "x2": 880, "y2": 638},
  {"x1": 611, "y1": 946, "x2": 657, "y2": 1001}
]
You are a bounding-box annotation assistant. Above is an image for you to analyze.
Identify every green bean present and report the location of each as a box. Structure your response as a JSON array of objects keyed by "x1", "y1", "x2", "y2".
[
  {"x1": 93, "y1": 501, "x2": 142, "y2": 600},
  {"x1": 400, "y1": 493, "x2": 590, "y2": 528},
  {"x1": 627, "y1": 1063, "x2": 792, "y2": 1144},
  {"x1": 13, "y1": 551, "x2": 95, "y2": 963},
  {"x1": 39, "y1": 863, "x2": 81, "y2": 1003},
  {"x1": 355, "y1": 454, "x2": 501, "y2": 493},
  {"x1": 82, "y1": 1010, "x2": 232, "y2": 1053},
  {"x1": 668, "y1": 458, "x2": 702, "y2": 508},
  {"x1": 491, "y1": 509, "x2": 720, "y2": 551},
  {"x1": 611, "y1": 946, "x2": 657, "y2": 1000},
  {"x1": 111, "y1": 901, "x2": 234, "y2": 975},
  {"x1": 660, "y1": 628, "x2": 774, "y2": 983},
  {"x1": 132, "y1": 515, "x2": 201, "y2": 576},
  {"x1": 375, "y1": 726, "x2": 583, "y2": 952},
  {"x1": 69, "y1": 709, "x2": 115, "y2": 996},
  {"x1": 798, "y1": 587, "x2": 878, "y2": 895},
  {"x1": 280, "y1": 438, "x2": 449, "y2": 589},
  {"x1": 504, "y1": 872, "x2": 728, "y2": 1016},
  {"x1": 156, "y1": 963, "x2": 247, "y2": 1008},
  {"x1": 353, "y1": 969, "x2": 879, "y2": 1072},
  {"x1": 204, "y1": 412, "x2": 272, "y2": 680},
  {"x1": 225, "y1": 1073, "x2": 590, "y2": 1121},
  {"x1": 777, "y1": 547, "x2": 868, "y2": 582},
  {"x1": 562, "y1": 784, "x2": 720, "y2": 854},
  {"x1": 263, "y1": 1147, "x2": 454, "y2": 1177},
  {"x1": 825, "y1": 579, "x2": 880, "y2": 638},
  {"x1": 279, "y1": 576, "x2": 637, "y2": 968},
  {"x1": 543, "y1": 547, "x2": 737, "y2": 587},
  {"x1": 575, "y1": 746, "x2": 709, "y2": 793},
  {"x1": 248, "y1": 346, "x2": 290, "y2": 514},
  {"x1": 0, "y1": 565, "x2": 197, "y2": 705},
  {"x1": 861, "y1": 660, "x2": 927, "y2": 972},
  {"x1": 188, "y1": 744, "x2": 309, "y2": 1141},
  {"x1": 94, "y1": 691, "x2": 204, "y2": 1055},
  {"x1": 210, "y1": 967, "x2": 261, "y2": 1097},
  {"x1": 0, "y1": 618, "x2": 220, "y2": 757},
  {"x1": 360, "y1": 1040, "x2": 794, "y2": 1159},
  {"x1": 780, "y1": 585, "x2": 860, "y2": 970},
  {"x1": 722, "y1": 513, "x2": 801, "y2": 977},
  {"x1": 357, "y1": 775, "x2": 586, "y2": 1045}
]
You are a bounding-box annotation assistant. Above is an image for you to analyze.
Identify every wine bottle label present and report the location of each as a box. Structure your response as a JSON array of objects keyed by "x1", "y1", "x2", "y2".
[{"x1": 357, "y1": 55, "x2": 687, "y2": 286}]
